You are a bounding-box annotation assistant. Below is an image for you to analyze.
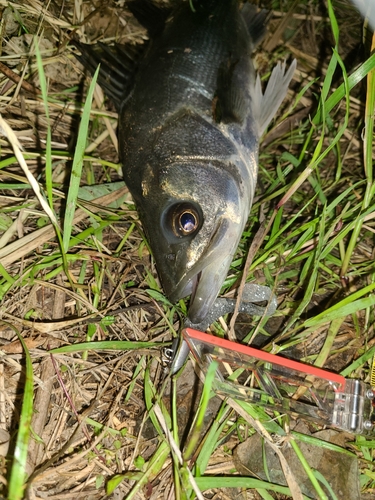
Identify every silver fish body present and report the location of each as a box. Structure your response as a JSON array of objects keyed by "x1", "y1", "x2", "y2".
[{"x1": 76, "y1": 0, "x2": 296, "y2": 324}]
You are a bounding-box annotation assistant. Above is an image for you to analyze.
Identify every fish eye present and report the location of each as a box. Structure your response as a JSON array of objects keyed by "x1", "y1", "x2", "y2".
[
  {"x1": 179, "y1": 211, "x2": 197, "y2": 233},
  {"x1": 168, "y1": 203, "x2": 201, "y2": 237}
]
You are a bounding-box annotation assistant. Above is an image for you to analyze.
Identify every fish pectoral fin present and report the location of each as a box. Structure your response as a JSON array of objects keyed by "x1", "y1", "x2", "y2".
[
  {"x1": 72, "y1": 40, "x2": 144, "y2": 110},
  {"x1": 241, "y1": 4, "x2": 270, "y2": 48},
  {"x1": 213, "y1": 57, "x2": 248, "y2": 125},
  {"x1": 127, "y1": 0, "x2": 171, "y2": 36},
  {"x1": 254, "y1": 58, "x2": 297, "y2": 137}
]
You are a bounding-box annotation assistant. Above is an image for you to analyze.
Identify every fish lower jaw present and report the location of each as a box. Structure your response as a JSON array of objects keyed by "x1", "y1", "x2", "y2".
[
  {"x1": 167, "y1": 272, "x2": 199, "y2": 305},
  {"x1": 186, "y1": 251, "x2": 237, "y2": 325},
  {"x1": 165, "y1": 272, "x2": 209, "y2": 324}
]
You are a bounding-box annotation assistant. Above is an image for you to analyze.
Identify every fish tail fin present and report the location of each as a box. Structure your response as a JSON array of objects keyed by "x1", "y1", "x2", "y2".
[{"x1": 254, "y1": 59, "x2": 297, "y2": 137}]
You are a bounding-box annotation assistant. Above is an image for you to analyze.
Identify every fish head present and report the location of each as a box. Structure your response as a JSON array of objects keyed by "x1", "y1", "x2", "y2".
[{"x1": 137, "y1": 160, "x2": 254, "y2": 324}]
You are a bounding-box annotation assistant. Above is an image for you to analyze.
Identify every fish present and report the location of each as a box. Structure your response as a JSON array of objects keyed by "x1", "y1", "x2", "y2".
[{"x1": 74, "y1": 0, "x2": 296, "y2": 325}]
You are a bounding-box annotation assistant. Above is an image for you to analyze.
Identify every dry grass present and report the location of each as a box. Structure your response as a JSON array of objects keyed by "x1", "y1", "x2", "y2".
[{"x1": 1, "y1": 0, "x2": 375, "y2": 499}]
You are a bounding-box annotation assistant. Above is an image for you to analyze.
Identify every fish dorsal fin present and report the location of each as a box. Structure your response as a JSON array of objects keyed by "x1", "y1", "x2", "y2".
[
  {"x1": 214, "y1": 57, "x2": 247, "y2": 124},
  {"x1": 73, "y1": 40, "x2": 144, "y2": 110},
  {"x1": 241, "y1": 3, "x2": 270, "y2": 47},
  {"x1": 126, "y1": 0, "x2": 171, "y2": 36},
  {"x1": 253, "y1": 59, "x2": 297, "y2": 137}
]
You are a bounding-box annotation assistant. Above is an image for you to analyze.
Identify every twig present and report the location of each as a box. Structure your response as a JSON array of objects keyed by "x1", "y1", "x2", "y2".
[{"x1": 0, "y1": 61, "x2": 38, "y2": 95}]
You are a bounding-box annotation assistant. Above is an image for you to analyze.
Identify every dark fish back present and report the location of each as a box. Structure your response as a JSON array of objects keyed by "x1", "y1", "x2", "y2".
[
  {"x1": 119, "y1": 0, "x2": 259, "y2": 188},
  {"x1": 121, "y1": 0, "x2": 253, "y2": 121}
]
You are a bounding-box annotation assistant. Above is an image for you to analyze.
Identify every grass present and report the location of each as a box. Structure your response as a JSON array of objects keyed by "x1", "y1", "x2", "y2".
[{"x1": 1, "y1": 0, "x2": 375, "y2": 499}]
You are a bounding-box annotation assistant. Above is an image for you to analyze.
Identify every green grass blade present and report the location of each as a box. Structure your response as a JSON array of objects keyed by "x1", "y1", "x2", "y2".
[
  {"x1": 313, "y1": 52, "x2": 375, "y2": 125},
  {"x1": 194, "y1": 477, "x2": 309, "y2": 497},
  {"x1": 62, "y1": 66, "x2": 100, "y2": 252},
  {"x1": 289, "y1": 438, "x2": 329, "y2": 500},
  {"x1": 341, "y1": 345, "x2": 375, "y2": 377},
  {"x1": 291, "y1": 431, "x2": 356, "y2": 457},
  {"x1": 183, "y1": 360, "x2": 217, "y2": 461},
  {"x1": 304, "y1": 282, "x2": 375, "y2": 328},
  {"x1": 7, "y1": 323, "x2": 34, "y2": 500},
  {"x1": 107, "y1": 441, "x2": 170, "y2": 497},
  {"x1": 49, "y1": 340, "x2": 166, "y2": 353},
  {"x1": 195, "y1": 402, "x2": 231, "y2": 474}
]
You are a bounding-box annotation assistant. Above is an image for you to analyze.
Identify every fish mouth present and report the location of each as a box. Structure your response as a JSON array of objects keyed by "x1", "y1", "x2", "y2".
[{"x1": 171, "y1": 218, "x2": 240, "y2": 325}]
